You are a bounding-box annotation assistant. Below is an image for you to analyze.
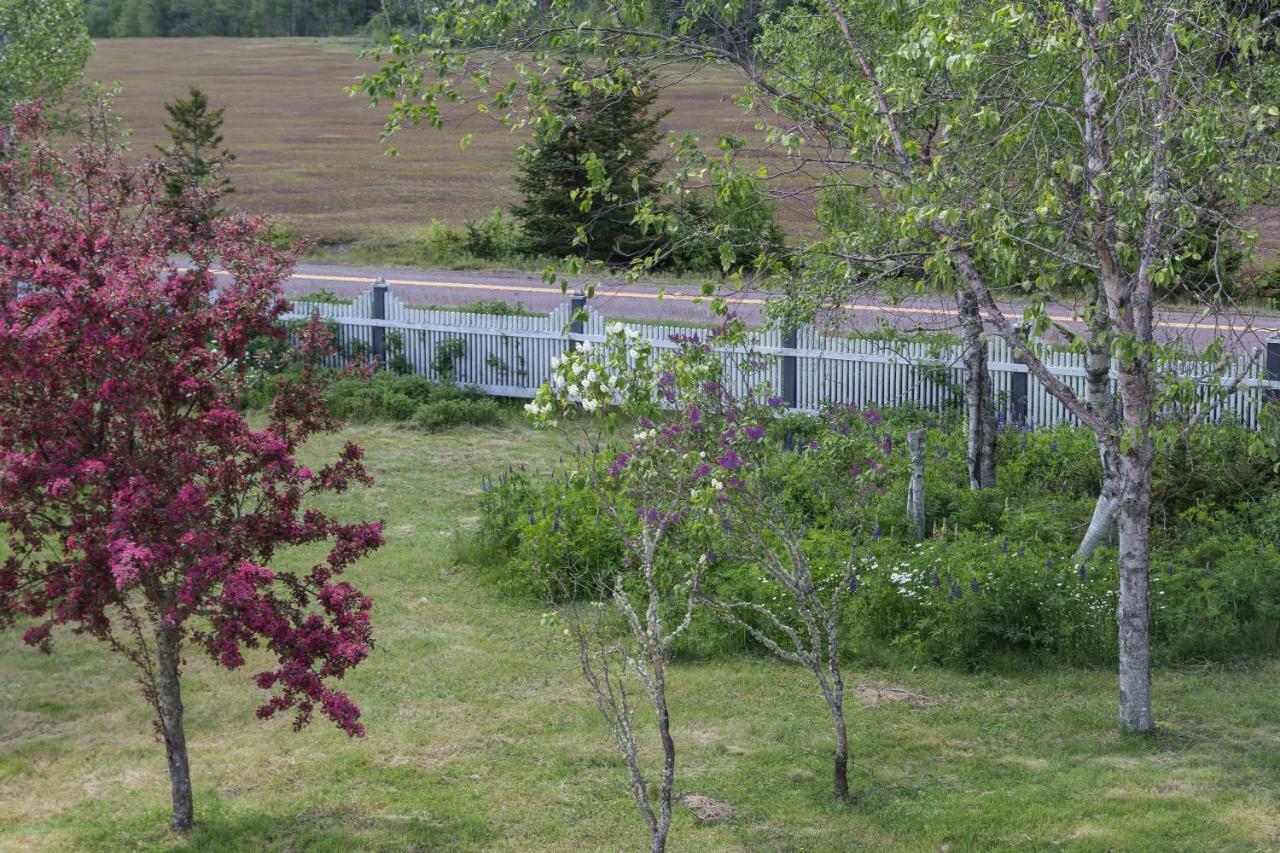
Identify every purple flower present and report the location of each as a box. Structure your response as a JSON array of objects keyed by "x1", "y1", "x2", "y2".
[
  {"x1": 881, "y1": 436, "x2": 892, "y2": 454},
  {"x1": 848, "y1": 574, "x2": 859, "y2": 594},
  {"x1": 862, "y1": 407, "x2": 883, "y2": 425},
  {"x1": 693, "y1": 463, "x2": 713, "y2": 482},
  {"x1": 768, "y1": 395, "x2": 784, "y2": 408},
  {"x1": 1078, "y1": 564, "x2": 1088, "y2": 581},
  {"x1": 608, "y1": 453, "x2": 631, "y2": 478},
  {"x1": 688, "y1": 407, "x2": 702, "y2": 425},
  {"x1": 717, "y1": 450, "x2": 743, "y2": 470},
  {"x1": 970, "y1": 579, "x2": 980, "y2": 594},
  {"x1": 745, "y1": 424, "x2": 765, "y2": 441}
]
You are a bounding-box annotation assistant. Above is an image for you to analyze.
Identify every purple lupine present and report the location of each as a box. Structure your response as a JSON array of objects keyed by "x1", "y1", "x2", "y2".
[
  {"x1": 970, "y1": 579, "x2": 980, "y2": 594},
  {"x1": 1047, "y1": 556, "x2": 1055, "y2": 570},
  {"x1": 1078, "y1": 564, "x2": 1087, "y2": 581},
  {"x1": 848, "y1": 574, "x2": 859, "y2": 594},
  {"x1": 949, "y1": 584, "x2": 963, "y2": 602},
  {"x1": 931, "y1": 571, "x2": 941, "y2": 588}
]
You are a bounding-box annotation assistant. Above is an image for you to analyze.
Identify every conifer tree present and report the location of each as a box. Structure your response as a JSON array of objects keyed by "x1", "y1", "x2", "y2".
[
  {"x1": 512, "y1": 68, "x2": 668, "y2": 263},
  {"x1": 158, "y1": 86, "x2": 234, "y2": 220}
]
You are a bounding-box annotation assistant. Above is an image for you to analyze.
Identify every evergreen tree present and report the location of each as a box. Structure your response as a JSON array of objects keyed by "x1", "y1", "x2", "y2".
[
  {"x1": 512, "y1": 69, "x2": 668, "y2": 263},
  {"x1": 157, "y1": 86, "x2": 234, "y2": 221}
]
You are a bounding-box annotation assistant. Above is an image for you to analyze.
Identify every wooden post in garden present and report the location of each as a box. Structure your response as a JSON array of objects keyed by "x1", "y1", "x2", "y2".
[
  {"x1": 781, "y1": 326, "x2": 798, "y2": 409},
  {"x1": 371, "y1": 277, "x2": 388, "y2": 369},
  {"x1": 907, "y1": 428, "x2": 927, "y2": 539},
  {"x1": 1266, "y1": 334, "x2": 1280, "y2": 405}
]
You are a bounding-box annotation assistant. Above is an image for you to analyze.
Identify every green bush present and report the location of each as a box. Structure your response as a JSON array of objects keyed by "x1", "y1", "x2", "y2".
[
  {"x1": 413, "y1": 397, "x2": 502, "y2": 431},
  {"x1": 463, "y1": 407, "x2": 1280, "y2": 666}
]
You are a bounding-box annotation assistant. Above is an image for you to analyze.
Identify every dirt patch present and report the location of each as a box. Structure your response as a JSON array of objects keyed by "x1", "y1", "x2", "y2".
[
  {"x1": 852, "y1": 684, "x2": 935, "y2": 708},
  {"x1": 678, "y1": 793, "x2": 733, "y2": 824}
]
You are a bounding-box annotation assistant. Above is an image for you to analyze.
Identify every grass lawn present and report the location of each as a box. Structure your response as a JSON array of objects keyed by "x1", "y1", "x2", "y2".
[{"x1": 2, "y1": 422, "x2": 1279, "y2": 851}]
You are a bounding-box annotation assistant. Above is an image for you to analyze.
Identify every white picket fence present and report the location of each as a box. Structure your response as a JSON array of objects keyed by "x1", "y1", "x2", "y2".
[{"x1": 281, "y1": 287, "x2": 1280, "y2": 429}]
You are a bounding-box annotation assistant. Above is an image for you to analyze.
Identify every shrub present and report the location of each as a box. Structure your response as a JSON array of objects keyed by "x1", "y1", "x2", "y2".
[
  {"x1": 413, "y1": 397, "x2": 502, "y2": 431},
  {"x1": 463, "y1": 407, "x2": 1280, "y2": 667}
]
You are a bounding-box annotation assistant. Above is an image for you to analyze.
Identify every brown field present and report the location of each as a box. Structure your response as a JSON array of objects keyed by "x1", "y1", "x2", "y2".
[
  {"x1": 83, "y1": 38, "x2": 1278, "y2": 270},
  {"x1": 85, "y1": 38, "x2": 810, "y2": 249}
]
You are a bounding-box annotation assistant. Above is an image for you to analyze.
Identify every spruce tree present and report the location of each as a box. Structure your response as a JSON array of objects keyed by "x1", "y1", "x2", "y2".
[
  {"x1": 157, "y1": 86, "x2": 234, "y2": 221},
  {"x1": 512, "y1": 69, "x2": 668, "y2": 263}
]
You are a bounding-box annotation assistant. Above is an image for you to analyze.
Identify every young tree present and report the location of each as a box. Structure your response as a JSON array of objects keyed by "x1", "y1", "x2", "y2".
[
  {"x1": 528, "y1": 330, "x2": 702, "y2": 852},
  {"x1": 513, "y1": 65, "x2": 669, "y2": 263},
  {"x1": 158, "y1": 85, "x2": 235, "y2": 222},
  {"x1": 0, "y1": 0, "x2": 92, "y2": 123},
  {"x1": 363, "y1": 0, "x2": 1279, "y2": 734},
  {"x1": 0, "y1": 102, "x2": 383, "y2": 833}
]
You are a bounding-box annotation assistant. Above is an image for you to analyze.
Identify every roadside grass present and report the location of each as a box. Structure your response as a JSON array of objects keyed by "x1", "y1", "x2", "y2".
[{"x1": 2, "y1": 422, "x2": 1280, "y2": 851}]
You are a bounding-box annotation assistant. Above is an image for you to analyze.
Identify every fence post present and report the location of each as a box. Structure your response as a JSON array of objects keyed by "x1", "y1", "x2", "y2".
[
  {"x1": 569, "y1": 289, "x2": 586, "y2": 338},
  {"x1": 1265, "y1": 334, "x2": 1280, "y2": 406},
  {"x1": 371, "y1": 277, "x2": 388, "y2": 369},
  {"x1": 1009, "y1": 324, "x2": 1030, "y2": 425},
  {"x1": 781, "y1": 325, "x2": 799, "y2": 409}
]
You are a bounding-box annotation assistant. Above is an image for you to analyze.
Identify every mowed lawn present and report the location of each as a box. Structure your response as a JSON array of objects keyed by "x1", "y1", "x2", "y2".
[
  {"x1": 3, "y1": 423, "x2": 1280, "y2": 851},
  {"x1": 84, "y1": 38, "x2": 810, "y2": 249}
]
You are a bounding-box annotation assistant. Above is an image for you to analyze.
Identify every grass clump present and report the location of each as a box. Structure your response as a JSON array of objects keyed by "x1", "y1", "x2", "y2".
[{"x1": 326, "y1": 373, "x2": 506, "y2": 431}]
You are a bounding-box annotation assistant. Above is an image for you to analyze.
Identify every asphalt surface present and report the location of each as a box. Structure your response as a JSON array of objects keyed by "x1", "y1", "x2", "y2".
[{"x1": 212, "y1": 260, "x2": 1280, "y2": 354}]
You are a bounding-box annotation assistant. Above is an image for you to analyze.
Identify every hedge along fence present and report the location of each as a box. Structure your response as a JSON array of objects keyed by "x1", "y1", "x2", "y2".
[{"x1": 282, "y1": 281, "x2": 1280, "y2": 429}]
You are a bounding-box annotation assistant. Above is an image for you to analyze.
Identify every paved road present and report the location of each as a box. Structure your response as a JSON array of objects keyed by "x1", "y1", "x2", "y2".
[{"x1": 214, "y1": 260, "x2": 1280, "y2": 354}]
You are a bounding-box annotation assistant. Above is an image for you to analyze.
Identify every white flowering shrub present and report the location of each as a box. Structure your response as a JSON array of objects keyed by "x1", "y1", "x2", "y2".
[{"x1": 525, "y1": 321, "x2": 657, "y2": 422}]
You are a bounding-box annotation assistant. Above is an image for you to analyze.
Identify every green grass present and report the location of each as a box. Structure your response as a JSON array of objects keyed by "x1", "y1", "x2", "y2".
[{"x1": 3, "y1": 423, "x2": 1280, "y2": 850}]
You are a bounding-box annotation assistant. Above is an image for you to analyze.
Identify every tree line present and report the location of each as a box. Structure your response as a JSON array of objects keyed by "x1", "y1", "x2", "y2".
[{"x1": 84, "y1": 0, "x2": 384, "y2": 37}]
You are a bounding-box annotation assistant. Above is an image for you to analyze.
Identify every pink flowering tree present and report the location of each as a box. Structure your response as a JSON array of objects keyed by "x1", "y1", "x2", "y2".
[{"x1": 0, "y1": 102, "x2": 383, "y2": 833}]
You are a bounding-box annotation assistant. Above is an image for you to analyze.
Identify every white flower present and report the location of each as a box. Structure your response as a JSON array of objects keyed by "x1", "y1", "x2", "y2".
[
  {"x1": 568, "y1": 384, "x2": 580, "y2": 396},
  {"x1": 624, "y1": 327, "x2": 638, "y2": 339},
  {"x1": 582, "y1": 398, "x2": 599, "y2": 412},
  {"x1": 577, "y1": 341, "x2": 593, "y2": 353},
  {"x1": 585, "y1": 370, "x2": 598, "y2": 384},
  {"x1": 524, "y1": 401, "x2": 539, "y2": 414},
  {"x1": 573, "y1": 361, "x2": 585, "y2": 376},
  {"x1": 608, "y1": 321, "x2": 625, "y2": 335},
  {"x1": 627, "y1": 348, "x2": 639, "y2": 360},
  {"x1": 550, "y1": 355, "x2": 561, "y2": 369},
  {"x1": 711, "y1": 478, "x2": 724, "y2": 491}
]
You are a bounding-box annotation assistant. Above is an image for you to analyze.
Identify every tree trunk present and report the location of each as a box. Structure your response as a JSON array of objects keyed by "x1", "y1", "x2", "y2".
[
  {"x1": 154, "y1": 626, "x2": 195, "y2": 833},
  {"x1": 907, "y1": 428, "x2": 926, "y2": 539},
  {"x1": 1077, "y1": 293, "x2": 1120, "y2": 560},
  {"x1": 1114, "y1": 353, "x2": 1156, "y2": 733},
  {"x1": 830, "y1": 697, "x2": 850, "y2": 803},
  {"x1": 956, "y1": 288, "x2": 996, "y2": 489},
  {"x1": 1078, "y1": 444, "x2": 1122, "y2": 559},
  {"x1": 652, "y1": 654, "x2": 674, "y2": 853}
]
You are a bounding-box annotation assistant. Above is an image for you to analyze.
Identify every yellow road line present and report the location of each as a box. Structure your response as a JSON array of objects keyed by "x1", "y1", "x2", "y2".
[{"x1": 198, "y1": 267, "x2": 1277, "y2": 335}]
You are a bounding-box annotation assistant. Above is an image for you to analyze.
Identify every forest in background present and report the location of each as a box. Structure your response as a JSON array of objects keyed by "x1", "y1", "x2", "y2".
[{"x1": 86, "y1": 0, "x2": 395, "y2": 37}]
